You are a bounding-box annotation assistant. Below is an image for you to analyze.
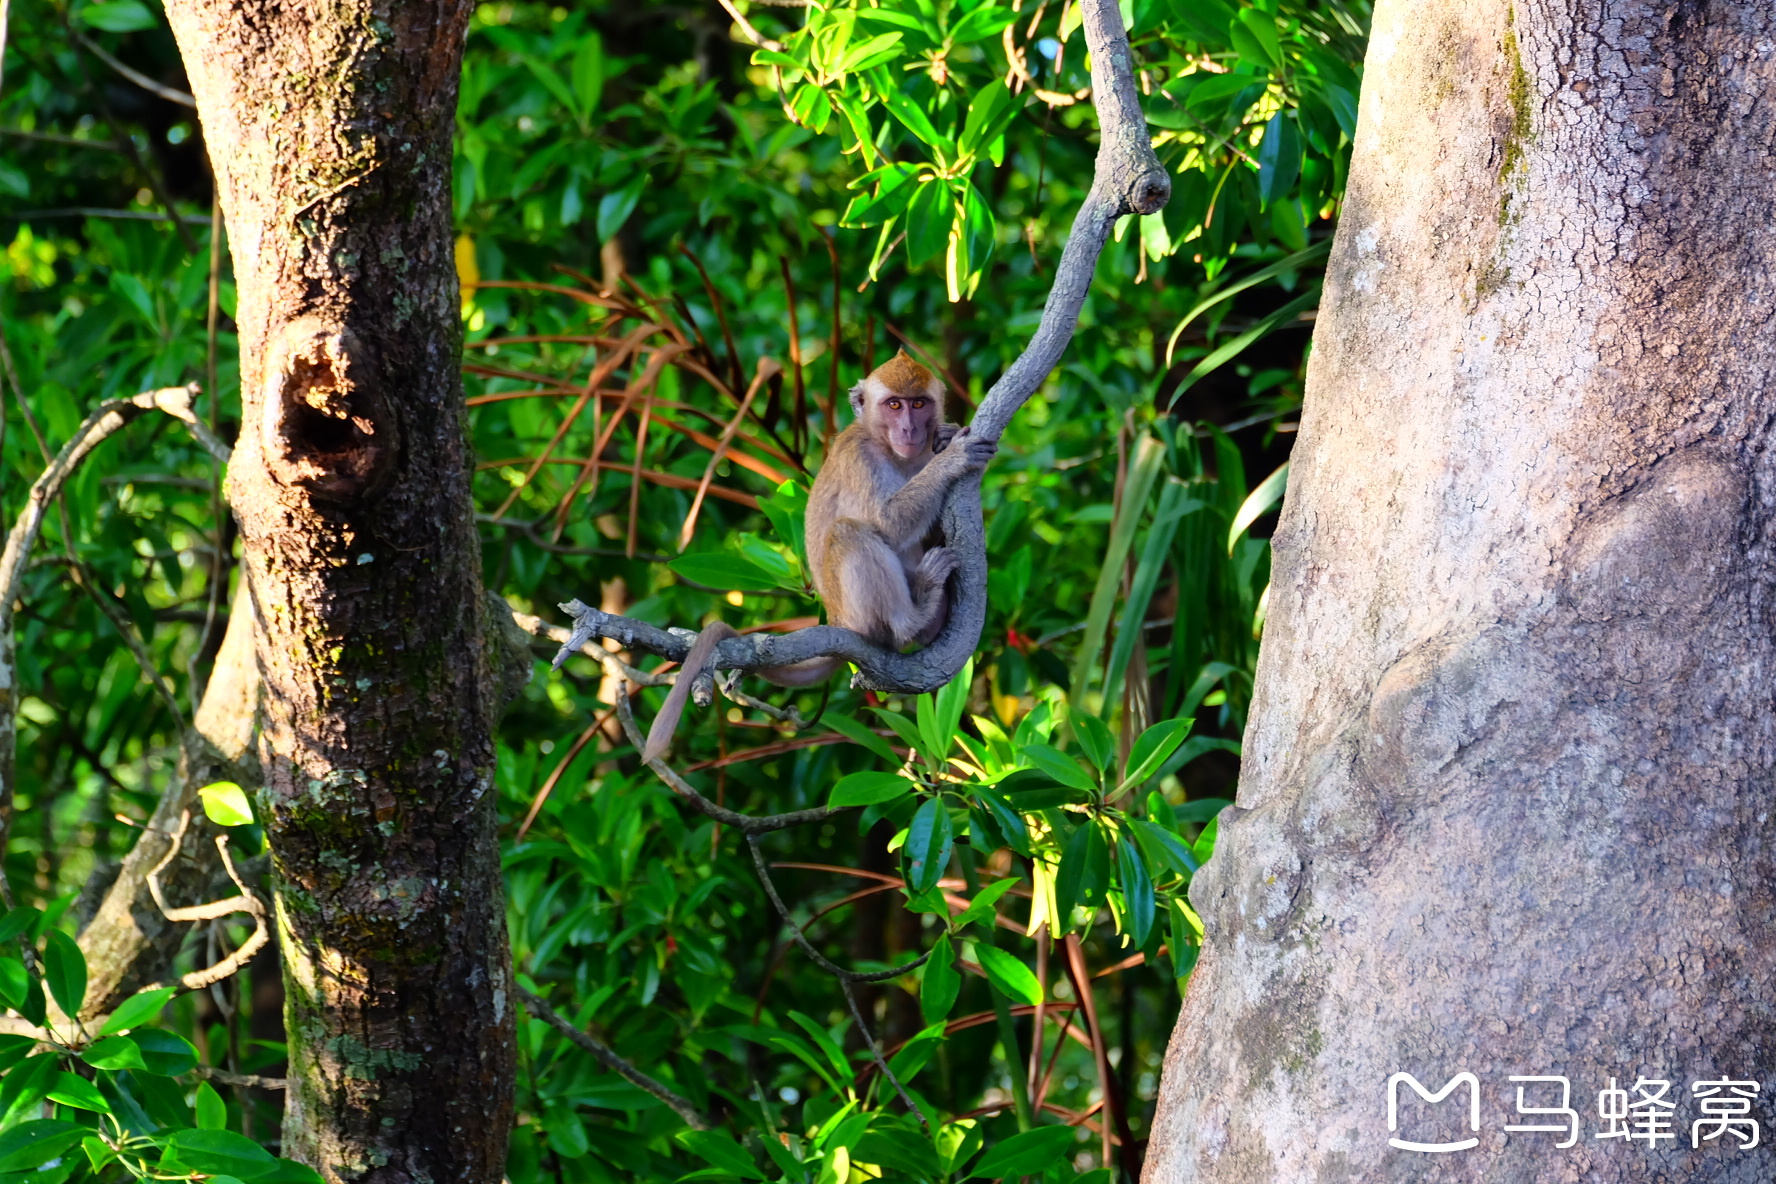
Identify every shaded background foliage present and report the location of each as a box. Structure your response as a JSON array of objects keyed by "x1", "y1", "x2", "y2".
[{"x1": 0, "y1": 0, "x2": 1366, "y2": 1178}]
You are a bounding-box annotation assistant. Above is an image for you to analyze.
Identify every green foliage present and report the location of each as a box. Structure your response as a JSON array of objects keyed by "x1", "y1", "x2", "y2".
[
  {"x1": 0, "y1": 928, "x2": 314, "y2": 1184},
  {"x1": 2, "y1": 0, "x2": 1365, "y2": 1176}
]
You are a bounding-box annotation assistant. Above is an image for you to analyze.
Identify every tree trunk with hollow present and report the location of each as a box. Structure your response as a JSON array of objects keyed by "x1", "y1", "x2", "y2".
[
  {"x1": 162, "y1": 1, "x2": 515, "y2": 1179},
  {"x1": 1146, "y1": 2, "x2": 1776, "y2": 1181}
]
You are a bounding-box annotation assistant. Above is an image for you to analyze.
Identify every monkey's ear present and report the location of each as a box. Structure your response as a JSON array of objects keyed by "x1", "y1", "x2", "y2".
[{"x1": 847, "y1": 380, "x2": 866, "y2": 420}]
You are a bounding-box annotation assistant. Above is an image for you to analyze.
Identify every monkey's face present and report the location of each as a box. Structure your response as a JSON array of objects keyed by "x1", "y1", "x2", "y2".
[{"x1": 870, "y1": 383, "x2": 939, "y2": 459}]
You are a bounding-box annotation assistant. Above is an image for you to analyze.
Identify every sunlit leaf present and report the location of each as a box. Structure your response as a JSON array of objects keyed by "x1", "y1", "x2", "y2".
[
  {"x1": 973, "y1": 945, "x2": 1040, "y2": 1006},
  {"x1": 198, "y1": 781, "x2": 255, "y2": 827},
  {"x1": 904, "y1": 797, "x2": 953, "y2": 896}
]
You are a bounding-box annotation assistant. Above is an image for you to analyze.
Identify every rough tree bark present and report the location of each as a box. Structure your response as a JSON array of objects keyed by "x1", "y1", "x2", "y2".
[
  {"x1": 1146, "y1": 2, "x2": 1776, "y2": 1181},
  {"x1": 161, "y1": 2, "x2": 516, "y2": 1180}
]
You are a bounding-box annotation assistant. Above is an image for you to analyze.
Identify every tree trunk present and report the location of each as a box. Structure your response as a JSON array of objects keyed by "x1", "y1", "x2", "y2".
[
  {"x1": 1147, "y1": 2, "x2": 1776, "y2": 1181},
  {"x1": 162, "y1": 1, "x2": 515, "y2": 1179}
]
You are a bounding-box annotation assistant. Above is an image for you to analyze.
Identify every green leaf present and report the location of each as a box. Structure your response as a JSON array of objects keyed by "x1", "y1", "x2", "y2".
[
  {"x1": 1132, "y1": 819, "x2": 1199, "y2": 876},
  {"x1": 1229, "y1": 462, "x2": 1289, "y2": 552},
  {"x1": 195, "y1": 1081, "x2": 227, "y2": 1130},
  {"x1": 881, "y1": 87, "x2": 952, "y2": 156},
  {"x1": 869, "y1": 707, "x2": 926, "y2": 759},
  {"x1": 1019, "y1": 744, "x2": 1096, "y2": 794},
  {"x1": 1163, "y1": 240, "x2": 1331, "y2": 366},
  {"x1": 949, "y1": 5, "x2": 1017, "y2": 43},
  {"x1": 972, "y1": 789, "x2": 1031, "y2": 857},
  {"x1": 0, "y1": 1121, "x2": 86, "y2": 1173},
  {"x1": 1050, "y1": 821, "x2": 1091, "y2": 927},
  {"x1": 1166, "y1": 286, "x2": 1320, "y2": 410},
  {"x1": 80, "y1": 1035, "x2": 147, "y2": 1072},
  {"x1": 42, "y1": 930, "x2": 85, "y2": 1019},
  {"x1": 822, "y1": 712, "x2": 902, "y2": 765},
  {"x1": 920, "y1": 940, "x2": 960, "y2": 1025},
  {"x1": 904, "y1": 798, "x2": 953, "y2": 896},
  {"x1": 930, "y1": 657, "x2": 972, "y2": 758},
  {"x1": 1116, "y1": 836, "x2": 1156, "y2": 947},
  {"x1": 1119, "y1": 718, "x2": 1194, "y2": 793},
  {"x1": 0, "y1": 957, "x2": 25, "y2": 1010},
  {"x1": 571, "y1": 33, "x2": 604, "y2": 118},
  {"x1": 1072, "y1": 713, "x2": 1114, "y2": 772},
  {"x1": 0, "y1": 908, "x2": 40, "y2": 943},
  {"x1": 675, "y1": 1130, "x2": 766, "y2": 1180},
  {"x1": 98, "y1": 985, "x2": 176, "y2": 1036},
  {"x1": 964, "y1": 1124, "x2": 1077, "y2": 1178},
  {"x1": 841, "y1": 31, "x2": 902, "y2": 72},
  {"x1": 853, "y1": 1126, "x2": 941, "y2": 1177},
  {"x1": 973, "y1": 945, "x2": 1041, "y2": 1006},
  {"x1": 129, "y1": 1029, "x2": 199, "y2": 1076},
  {"x1": 1192, "y1": 815, "x2": 1221, "y2": 866},
  {"x1": 787, "y1": 1010, "x2": 854, "y2": 1088},
  {"x1": 82, "y1": 1135, "x2": 116, "y2": 1173},
  {"x1": 830, "y1": 772, "x2": 914, "y2": 809},
  {"x1": 951, "y1": 877, "x2": 1018, "y2": 930},
  {"x1": 957, "y1": 79, "x2": 1011, "y2": 157},
  {"x1": 77, "y1": 0, "x2": 157, "y2": 31},
  {"x1": 831, "y1": 90, "x2": 879, "y2": 169},
  {"x1": 905, "y1": 179, "x2": 952, "y2": 266},
  {"x1": 1256, "y1": 111, "x2": 1302, "y2": 206},
  {"x1": 668, "y1": 552, "x2": 783, "y2": 592},
  {"x1": 258, "y1": 1158, "x2": 325, "y2": 1184},
  {"x1": 165, "y1": 1129, "x2": 277, "y2": 1179},
  {"x1": 47, "y1": 1072, "x2": 110, "y2": 1114},
  {"x1": 596, "y1": 176, "x2": 644, "y2": 241},
  {"x1": 197, "y1": 781, "x2": 255, "y2": 827},
  {"x1": 0, "y1": 1056, "x2": 60, "y2": 1127},
  {"x1": 1230, "y1": 9, "x2": 1283, "y2": 69}
]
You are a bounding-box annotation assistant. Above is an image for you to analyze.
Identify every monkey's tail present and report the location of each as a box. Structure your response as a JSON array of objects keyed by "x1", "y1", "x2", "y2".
[
  {"x1": 642, "y1": 622, "x2": 740, "y2": 764},
  {"x1": 756, "y1": 656, "x2": 844, "y2": 688}
]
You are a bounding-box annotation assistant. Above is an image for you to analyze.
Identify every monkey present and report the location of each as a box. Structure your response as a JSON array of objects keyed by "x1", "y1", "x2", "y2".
[{"x1": 642, "y1": 349, "x2": 995, "y2": 762}]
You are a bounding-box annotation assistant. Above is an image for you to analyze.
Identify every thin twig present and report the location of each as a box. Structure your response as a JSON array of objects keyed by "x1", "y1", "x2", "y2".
[
  {"x1": 515, "y1": 985, "x2": 711, "y2": 1129},
  {"x1": 70, "y1": 27, "x2": 196, "y2": 106}
]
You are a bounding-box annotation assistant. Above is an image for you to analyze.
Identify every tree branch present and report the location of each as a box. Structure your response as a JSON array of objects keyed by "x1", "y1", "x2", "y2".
[
  {"x1": 514, "y1": 985, "x2": 711, "y2": 1130},
  {"x1": 549, "y1": 0, "x2": 1166, "y2": 694}
]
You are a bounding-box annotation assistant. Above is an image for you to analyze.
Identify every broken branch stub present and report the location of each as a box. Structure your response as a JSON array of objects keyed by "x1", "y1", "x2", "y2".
[{"x1": 551, "y1": 0, "x2": 1167, "y2": 695}]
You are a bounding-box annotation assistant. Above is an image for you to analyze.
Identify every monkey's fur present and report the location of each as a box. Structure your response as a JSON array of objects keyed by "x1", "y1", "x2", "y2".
[{"x1": 642, "y1": 350, "x2": 995, "y2": 762}]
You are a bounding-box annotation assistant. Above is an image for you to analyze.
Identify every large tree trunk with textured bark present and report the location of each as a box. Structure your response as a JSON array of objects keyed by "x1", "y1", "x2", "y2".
[
  {"x1": 161, "y1": 1, "x2": 515, "y2": 1179},
  {"x1": 1146, "y1": 2, "x2": 1776, "y2": 1181}
]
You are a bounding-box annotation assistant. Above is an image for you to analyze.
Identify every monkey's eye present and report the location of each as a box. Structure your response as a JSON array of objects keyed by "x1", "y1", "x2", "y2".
[
  {"x1": 888, "y1": 400, "x2": 902, "y2": 410},
  {"x1": 912, "y1": 399, "x2": 926, "y2": 409}
]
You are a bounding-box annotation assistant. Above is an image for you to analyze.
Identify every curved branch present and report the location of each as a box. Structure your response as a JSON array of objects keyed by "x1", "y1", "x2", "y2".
[
  {"x1": 145, "y1": 808, "x2": 271, "y2": 991},
  {"x1": 551, "y1": 0, "x2": 1166, "y2": 694},
  {"x1": 0, "y1": 385, "x2": 219, "y2": 905}
]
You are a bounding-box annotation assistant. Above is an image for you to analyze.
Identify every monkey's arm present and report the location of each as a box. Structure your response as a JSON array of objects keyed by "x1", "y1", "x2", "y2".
[{"x1": 873, "y1": 431, "x2": 996, "y2": 544}]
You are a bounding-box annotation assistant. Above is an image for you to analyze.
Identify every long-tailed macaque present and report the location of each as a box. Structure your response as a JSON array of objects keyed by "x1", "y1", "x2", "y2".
[{"x1": 642, "y1": 350, "x2": 994, "y2": 762}]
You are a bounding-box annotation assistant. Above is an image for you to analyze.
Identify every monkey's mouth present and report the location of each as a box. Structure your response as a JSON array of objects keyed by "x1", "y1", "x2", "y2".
[{"x1": 890, "y1": 434, "x2": 924, "y2": 458}]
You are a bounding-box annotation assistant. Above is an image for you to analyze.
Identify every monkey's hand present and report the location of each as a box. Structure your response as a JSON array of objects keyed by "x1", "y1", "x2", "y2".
[
  {"x1": 932, "y1": 423, "x2": 962, "y2": 453},
  {"x1": 943, "y1": 427, "x2": 998, "y2": 471}
]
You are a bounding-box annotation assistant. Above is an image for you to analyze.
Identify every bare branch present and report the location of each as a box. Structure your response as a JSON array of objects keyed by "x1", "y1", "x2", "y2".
[
  {"x1": 514, "y1": 985, "x2": 711, "y2": 1130},
  {"x1": 550, "y1": 0, "x2": 1166, "y2": 695},
  {"x1": 192, "y1": 1066, "x2": 287, "y2": 1090}
]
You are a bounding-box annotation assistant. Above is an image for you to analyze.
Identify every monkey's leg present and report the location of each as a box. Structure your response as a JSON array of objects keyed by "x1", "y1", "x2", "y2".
[{"x1": 907, "y1": 546, "x2": 957, "y2": 647}]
